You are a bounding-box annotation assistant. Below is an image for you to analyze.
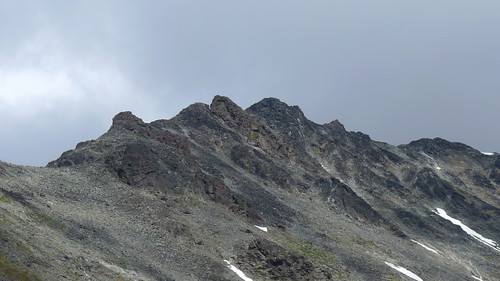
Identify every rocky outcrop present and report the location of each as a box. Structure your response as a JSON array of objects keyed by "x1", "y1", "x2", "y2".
[
  {"x1": 316, "y1": 177, "x2": 384, "y2": 225},
  {"x1": 238, "y1": 239, "x2": 339, "y2": 281}
]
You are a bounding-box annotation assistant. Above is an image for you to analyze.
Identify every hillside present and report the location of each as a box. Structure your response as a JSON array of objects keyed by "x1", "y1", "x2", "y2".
[{"x1": 1, "y1": 96, "x2": 499, "y2": 280}]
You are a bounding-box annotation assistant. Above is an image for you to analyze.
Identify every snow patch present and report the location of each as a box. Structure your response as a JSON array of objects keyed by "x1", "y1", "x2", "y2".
[
  {"x1": 252, "y1": 146, "x2": 265, "y2": 153},
  {"x1": 411, "y1": 240, "x2": 439, "y2": 254},
  {"x1": 435, "y1": 166, "x2": 442, "y2": 170},
  {"x1": 224, "y1": 260, "x2": 253, "y2": 281},
  {"x1": 254, "y1": 225, "x2": 268, "y2": 232},
  {"x1": 481, "y1": 152, "x2": 494, "y2": 156},
  {"x1": 319, "y1": 162, "x2": 332, "y2": 173},
  {"x1": 434, "y1": 208, "x2": 500, "y2": 252},
  {"x1": 471, "y1": 275, "x2": 484, "y2": 280},
  {"x1": 385, "y1": 262, "x2": 423, "y2": 281},
  {"x1": 99, "y1": 260, "x2": 145, "y2": 280}
]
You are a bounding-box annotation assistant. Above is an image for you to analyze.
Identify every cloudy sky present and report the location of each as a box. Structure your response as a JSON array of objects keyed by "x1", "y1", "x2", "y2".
[{"x1": 1, "y1": 1, "x2": 499, "y2": 166}]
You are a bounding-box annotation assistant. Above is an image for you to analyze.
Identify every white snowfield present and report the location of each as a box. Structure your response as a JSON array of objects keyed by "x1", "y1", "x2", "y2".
[
  {"x1": 224, "y1": 260, "x2": 253, "y2": 281},
  {"x1": 254, "y1": 225, "x2": 268, "y2": 232},
  {"x1": 384, "y1": 262, "x2": 423, "y2": 281},
  {"x1": 411, "y1": 240, "x2": 439, "y2": 254},
  {"x1": 481, "y1": 152, "x2": 494, "y2": 156},
  {"x1": 434, "y1": 208, "x2": 500, "y2": 252}
]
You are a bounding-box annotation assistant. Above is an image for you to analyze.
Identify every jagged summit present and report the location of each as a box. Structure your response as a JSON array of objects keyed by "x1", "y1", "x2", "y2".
[
  {"x1": 401, "y1": 137, "x2": 490, "y2": 162},
  {"x1": 403, "y1": 137, "x2": 476, "y2": 153},
  {"x1": 325, "y1": 119, "x2": 346, "y2": 131},
  {"x1": 176, "y1": 102, "x2": 210, "y2": 117},
  {"x1": 109, "y1": 111, "x2": 147, "y2": 133},
  {"x1": 112, "y1": 110, "x2": 142, "y2": 123},
  {"x1": 247, "y1": 97, "x2": 313, "y2": 129},
  {"x1": 2, "y1": 96, "x2": 499, "y2": 281},
  {"x1": 210, "y1": 95, "x2": 254, "y2": 128},
  {"x1": 247, "y1": 97, "x2": 306, "y2": 120}
]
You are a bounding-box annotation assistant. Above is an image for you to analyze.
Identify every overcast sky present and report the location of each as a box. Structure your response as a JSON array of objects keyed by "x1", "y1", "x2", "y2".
[{"x1": 1, "y1": 1, "x2": 499, "y2": 166}]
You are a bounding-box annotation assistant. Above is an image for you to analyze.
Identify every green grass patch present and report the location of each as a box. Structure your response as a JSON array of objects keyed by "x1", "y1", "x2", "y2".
[
  {"x1": 9, "y1": 228, "x2": 22, "y2": 238},
  {"x1": 186, "y1": 196, "x2": 201, "y2": 207},
  {"x1": 248, "y1": 132, "x2": 258, "y2": 141},
  {"x1": 294, "y1": 241, "x2": 338, "y2": 265},
  {"x1": 0, "y1": 213, "x2": 7, "y2": 225},
  {"x1": 26, "y1": 209, "x2": 62, "y2": 228},
  {"x1": 271, "y1": 232, "x2": 350, "y2": 280},
  {"x1": 350, "y1": 237, "x2": 392, "y2": 256},
  {"x1": 0, "y1": 196, "x2": 11, "y2": 203},
  {"x1": 0, "y1": 255, "x2": 42, "y2": 281},
  {"x1": 0, "y1": 228, "x2": 36, "y2": 257},
  {"x1": 278, "y1": 233, "x2": 339, "y2": 265},
  {"x1": 351, "y1": 236, "x2": 378, "y2": 247}
]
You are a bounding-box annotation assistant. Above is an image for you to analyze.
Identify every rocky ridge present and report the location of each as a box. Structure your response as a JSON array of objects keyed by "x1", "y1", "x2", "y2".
[{"x1": 0, "y1": 96, "x2": 499, "y2": 280}]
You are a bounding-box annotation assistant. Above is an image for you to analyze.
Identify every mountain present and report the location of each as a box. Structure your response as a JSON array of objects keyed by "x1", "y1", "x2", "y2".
[{"x1": 0, "y1": 96, "x2": 498, "y2": 281}]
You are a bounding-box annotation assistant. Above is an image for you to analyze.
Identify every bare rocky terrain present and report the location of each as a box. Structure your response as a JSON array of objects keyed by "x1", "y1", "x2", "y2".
[{"x1": 0, "y1": 96, "x2": 499, "y2": 280}]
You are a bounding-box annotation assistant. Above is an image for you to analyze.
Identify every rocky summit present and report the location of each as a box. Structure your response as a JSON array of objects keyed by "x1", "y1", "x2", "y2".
[{"x1": 1, "y1": 96, "x2": 499, "y2": 281}]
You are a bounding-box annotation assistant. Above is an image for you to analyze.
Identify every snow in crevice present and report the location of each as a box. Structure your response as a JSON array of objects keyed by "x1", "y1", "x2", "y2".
[
  {"x1": 421, "y1": 152, "x2": 440, "y2": 171},
  {"x1": 252, "y1": 146, "x2": 265, "y2": 154},
  {"x1": 319, "y1": 160, "x2": 333, "y2": 174},
  {"x1": 384, "y1": 262, "x2": 423, "y2": 281},
  {"x1": 481, "y1": 152, "x2": 494, "y2": 156},
  {"x1": 434, "y1": 208, "x2": 500, "y2": 252},
  {"x1": 411, "y1": 240, "x2": 439, "y2": 254},
  {"x1": 469, "y1": 260, "x2": 485, "y2": 280},
  {"x1": 224, "y1": 260, "x2": 253, "y2": 281},
  {"x1": 99, "y1": 259, "x2": 146, "y2": 281},
  {"x1": 320, "y1": 163, "x2": 329, "y2": 171},
  {"x1": 254, "y1": 225, "x2": 268, "y2": 232}
]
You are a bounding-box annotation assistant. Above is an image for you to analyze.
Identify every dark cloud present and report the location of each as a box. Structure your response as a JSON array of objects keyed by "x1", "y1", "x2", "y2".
[{"x1": 1, "y1": 1, "x2": 499, "y2": 165}]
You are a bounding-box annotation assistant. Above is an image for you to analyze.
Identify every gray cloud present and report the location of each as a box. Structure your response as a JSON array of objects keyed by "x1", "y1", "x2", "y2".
[{"x1": 1, "y1": 1, "x2": 499, "y2": 166}]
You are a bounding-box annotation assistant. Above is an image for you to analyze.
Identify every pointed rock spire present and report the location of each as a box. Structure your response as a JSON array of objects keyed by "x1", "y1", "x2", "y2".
[
  {"x1": 107, "y1": 111, "x2": 156, "y2": 140},
  {"x1": 111, "y1": 111, "x2": 146, "y2": 131},
  {"x1": 210, "y1": 95, "x2": 253, "y2": 128}
]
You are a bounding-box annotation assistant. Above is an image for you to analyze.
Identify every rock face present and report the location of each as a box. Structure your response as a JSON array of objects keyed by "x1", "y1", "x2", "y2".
[{"x1": 1, "y1": 96, "x2": 499, "y2": 281}]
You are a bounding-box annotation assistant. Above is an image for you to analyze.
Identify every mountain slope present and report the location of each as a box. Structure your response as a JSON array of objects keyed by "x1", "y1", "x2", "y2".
[{"x1": 1, "y1": 96, "x2": 498, "y2": 280}]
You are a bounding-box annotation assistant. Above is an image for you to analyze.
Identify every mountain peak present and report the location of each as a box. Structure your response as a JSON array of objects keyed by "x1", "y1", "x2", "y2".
[
  {"x1": 110, "y1": 111, "x2": 147, "y2": 132},
  {"x1": 112, "y1": 111, "x2": 143, "y2": 124},
  {"x1": 403, "y1": 137, "x2": 477, "y2": 156},
  {"x1": 253, "y1": 97, "x2": 288, "y2": 107},
  {"x1": 210, "y1": 95, "x2": 242, "y2": 115},
  {"x1": 210, "y1": 95, "x2": 252, "y2": 128},
  {"x1": 247, "y1": 97, "x2": 306, "y2": 121},
  {"x1": 325, "y1": 119, "x2": 346, "y2": 131}
]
